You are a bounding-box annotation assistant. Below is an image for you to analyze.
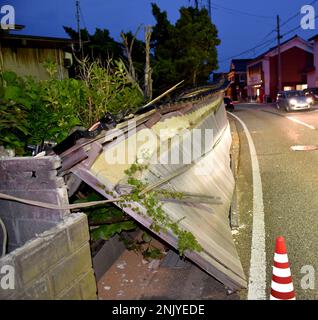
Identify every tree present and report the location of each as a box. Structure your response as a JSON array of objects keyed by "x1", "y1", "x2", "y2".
[
  {"x1": 189, "y1": 0, "x2": 200, "y2": 9},
  {"x1": 175, "y1": 7, "x2": 220, "y2": 85},
  {"x1": 63, "y1": 26, "x2": 146, "y2": 87},
  {"x1": 120, "y1": 29, "x2": 145, "y2": 84},
  {"x1": 151, "y1": 4, "x2": 220, "y2": 92},
  {"x1": 151, "y1": 4, "x2": 174, "y2": 51},
  {"x1": 63, "y1": 26, "x2": 123, "y2": 62}
]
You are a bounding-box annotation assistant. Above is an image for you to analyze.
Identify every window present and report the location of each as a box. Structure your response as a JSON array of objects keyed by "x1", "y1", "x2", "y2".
[
  {"x1": 286, "y1": 91, "x2": 305, "y2": 98},
  {"x1": 239, "y1": 74, "x2": 246, "y2": 82},
  {"x1": 296, "y1": 84, "x2": 308, "y2": 91}
]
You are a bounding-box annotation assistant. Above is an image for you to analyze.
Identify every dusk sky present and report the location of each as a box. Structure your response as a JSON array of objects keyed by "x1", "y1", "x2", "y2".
[{"x1": 6, "y1": 0, "x2": 318, "y2": 71}]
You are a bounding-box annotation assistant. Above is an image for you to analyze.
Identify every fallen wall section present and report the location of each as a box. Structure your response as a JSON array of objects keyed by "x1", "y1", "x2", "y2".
[{"x1": 0, "y1": 156, "x2": 97, "y2": 299}]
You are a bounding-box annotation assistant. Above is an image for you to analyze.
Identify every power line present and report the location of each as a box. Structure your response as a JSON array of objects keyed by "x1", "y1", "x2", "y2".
[
  {"x1": 281, "y1": 14, "x2": 318, "y2": 38},
  {"x1": 280, "y1": 0, "x2": 318, "y2": 29},
  {"x1": 254, "y1": 38, "x2": 277, "y2": 53},
  {"x1": 75, "y1": 0, "x2": 84, "y2": 58},
  {"x1": 253, "y1": 13, "x2": 318, "y2": 58},
  {"x1": 207, "y1": 0, "x2": 211, "y2": 19},
  {"x1": 219, "y1": 37, "x2": 277, "y2": 64},
  {"x1": 219, "y1": 2, "x2": 318, "y2": 66},
  {"x1": 258, "y1": 29, "x2": 276, "y2": 44},
  {"x1": 212, "y1": 2, "x2": 275, "y2": 20},
  {"x1": 80, "y1": 6, "x2": 87, "y2": 31}
]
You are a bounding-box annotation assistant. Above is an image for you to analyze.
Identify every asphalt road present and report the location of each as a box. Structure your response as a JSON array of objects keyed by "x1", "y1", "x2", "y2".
[{"x1": 231, "y1": 103, "x2": 318, "y2": 300}]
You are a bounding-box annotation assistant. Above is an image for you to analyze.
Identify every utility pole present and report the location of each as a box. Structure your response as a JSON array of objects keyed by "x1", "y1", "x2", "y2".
[
  {"x1": 208, "y1": 0, "x2": 212, "y2": 19},
  {"x1": 277, "y1": 15, "x2": 282, "y2": 92},
  {"x1": 76, "y1": 0, "x2": 83, "y2": 58}
]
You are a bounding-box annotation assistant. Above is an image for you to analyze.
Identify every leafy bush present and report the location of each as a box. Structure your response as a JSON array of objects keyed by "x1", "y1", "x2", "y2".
[
  {"x1": 0, "y1": 59, "x2": 144, "y2": 154},
  {"x1": 77, "y1": 59, "x2": 144, "y2": 127},
  {"x1": 0, "y1": 72, "x2": 31, "y2": 154},
  {"x1": 74, "y1": 192, "x2": 137, "y2": 241}
]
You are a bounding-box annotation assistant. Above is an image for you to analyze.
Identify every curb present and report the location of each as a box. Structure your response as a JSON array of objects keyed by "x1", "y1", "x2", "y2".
[{"x1": 229, "y1": 117, "x2": 241, "y2": 229}]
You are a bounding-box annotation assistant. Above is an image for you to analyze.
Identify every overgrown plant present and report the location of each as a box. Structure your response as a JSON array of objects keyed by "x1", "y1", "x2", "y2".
[
  {"x1": 74, "y1": 192, "x2": 136, "y2": 241},
  {"x1": 120, "y1": 231, "x2": 165, "y2": 261},
  {"x1": 0, "y1": 71, "x2": 30, "y2": 154},
  {"x1": 76, "y1": 58, "x2": 144, "y2": 127},
  {"x1": 75, "y1": 190, "x2": 166, "y2": 261},
  {"x1": 121, "y1": 163, "x2": 203, "y2": 256},
  {"x1": 0, "y1": 58, "x2": 144, "y2": 153},
  {"x1": 75, "y1": 163, "x2": 202, "y2": 257},
  {"x1": 27, "y1": 66, "x2": 84, "y2": 144}
]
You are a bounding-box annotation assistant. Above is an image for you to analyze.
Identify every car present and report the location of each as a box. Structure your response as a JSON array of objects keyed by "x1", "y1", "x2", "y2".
[
  {"x1": 276, "y1": 90, "x2": 313, "y2": 112},
  {"x1": 304, "y1": 87, "x2": 318, "y2": 103},
  {"x1": 224, "y1": 97, "x2": 234, "y2": 112}
]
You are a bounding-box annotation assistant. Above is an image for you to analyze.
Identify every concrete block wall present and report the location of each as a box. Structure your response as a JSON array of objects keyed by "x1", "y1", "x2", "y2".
[
  {"x1": 0, "y1": 156, "x2": 97, "y2": 299},
  {"x1": 0, "y1": 213, "x2": 97, "y2": 300},
  {"x1": 0, "y1": 156, "x2": 69, "y2": 252}
]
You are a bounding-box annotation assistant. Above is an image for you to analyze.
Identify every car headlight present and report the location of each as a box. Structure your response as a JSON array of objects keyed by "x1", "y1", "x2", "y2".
[
  {"x1": 289, "y1": 99, "x2": 297, "y2": 105},
  {"x1": 307, "y1": 97, "x2": 313, "y2": 104}
]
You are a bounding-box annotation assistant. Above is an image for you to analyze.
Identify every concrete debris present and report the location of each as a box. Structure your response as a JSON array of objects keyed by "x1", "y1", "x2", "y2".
[
  {"x1": 116, "y1": 261, "x2": 127, "y2": 270},
  {"x1": 148, "y1": 259, "x2": 161, "y2": 270}
]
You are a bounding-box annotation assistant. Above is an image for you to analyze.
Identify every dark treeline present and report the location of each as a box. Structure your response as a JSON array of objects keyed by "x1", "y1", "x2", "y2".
[{"x1": 64, "y1": 3, "x2": 220, "y2": 95}]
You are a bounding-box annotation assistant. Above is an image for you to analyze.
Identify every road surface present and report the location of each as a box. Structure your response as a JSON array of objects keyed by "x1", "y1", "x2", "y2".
[{"x1": 230, "y1": 103, "x2": 318, "y2": 300}]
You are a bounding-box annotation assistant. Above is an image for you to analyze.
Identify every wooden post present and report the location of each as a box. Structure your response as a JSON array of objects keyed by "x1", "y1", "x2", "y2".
[{"x1": 144, "y1": 26, "x2": 153, "y2": 101}]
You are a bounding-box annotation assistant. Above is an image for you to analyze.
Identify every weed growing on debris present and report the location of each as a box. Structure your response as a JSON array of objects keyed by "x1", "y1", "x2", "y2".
[
  {"x1": 122, "y1": 163, "x2": 203, "y2": 256},
  {"x1": 74, "y1": 188, "x2": 165, "y2": 261},
  {"x1": 73, "y1": 191, "x2": 136, "y2": 241},
  {"x1": 75, "y1": 163, "x2": 202, "y2": 257}
]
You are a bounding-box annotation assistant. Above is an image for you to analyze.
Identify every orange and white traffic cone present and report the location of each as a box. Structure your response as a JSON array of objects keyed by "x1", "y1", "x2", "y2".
[{"x1": 270, "y1": 236, "x2": 296, "y2": 300}]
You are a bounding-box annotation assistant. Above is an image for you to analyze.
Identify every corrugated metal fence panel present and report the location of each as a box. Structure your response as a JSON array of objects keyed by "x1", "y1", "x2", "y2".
[
  {"x1": 145, "y1": 126, "x2": 244, "y2": 279},
  {"x1": 142, "y1": 103, "x2": 245, "y2": 283},
  {"x1": 87, "y1": 95, "x2": 247, "y2": 289}
]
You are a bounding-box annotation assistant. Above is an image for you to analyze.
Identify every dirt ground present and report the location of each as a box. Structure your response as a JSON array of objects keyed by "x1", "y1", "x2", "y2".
[{"x1": 97, "y1": 240, "x2": 240, "y2": 300}]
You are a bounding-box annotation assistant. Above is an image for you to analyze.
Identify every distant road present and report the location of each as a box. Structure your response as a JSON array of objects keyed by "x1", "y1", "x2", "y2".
[{"x1": 231, "y1": 103, "x2": 318, "y2": 300}]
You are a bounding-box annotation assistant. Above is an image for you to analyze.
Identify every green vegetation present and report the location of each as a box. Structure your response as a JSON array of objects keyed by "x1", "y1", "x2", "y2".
[
  {"x1": 76, "y1": 163, "x2": 202, "y2": 257},
  {"x1": 151, "y1": 4, "x2": 220, "y2": 92},
  {"x1": 64, "y1": 4, "x2": 220, "y2": 95},
  {"x1": 120, "y1": 231, "x2": 165, "y2": 261},
  {"x1": 73, "y1": 192, "x2": 137, "y2": 241},
  {"x1": 0, "y1": 71, "x2": 30, "y2": 154},
  {"x1": 0, "y1": 60, "x2": 144, "y2": 154},
  {"x1": 0, "y1": 2, "x2": 213, "y2": 257},
  {"x1": 122, "y1": 163, "x2": 203, "y2": 256},
  {"x1": 76, "y1": 189, "x2": 166, "y2": 260}
]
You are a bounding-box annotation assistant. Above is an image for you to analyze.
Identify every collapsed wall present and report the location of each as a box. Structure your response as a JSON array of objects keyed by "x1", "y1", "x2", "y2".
[
  {"x1": 68, "y1": 85, "x2": 247, "y2": 290},
  {"x1": 0, "y1": 157, "x2": 97, "y2": 299}
]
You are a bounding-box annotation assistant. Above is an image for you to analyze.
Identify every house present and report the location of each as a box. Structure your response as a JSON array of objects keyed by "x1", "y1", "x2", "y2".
[
  {"x1": 227, "y1": 59, "x2": 252, "y2": 101},
  {"x1": 247, "y1": 35, "x2": 314, "y2": 102},
  {"x1": 307, "y1": 34, "x2": 318, "y2": 88},
  {"x1": 0, "y1": 33, "x2": 73, "y2": 80}
]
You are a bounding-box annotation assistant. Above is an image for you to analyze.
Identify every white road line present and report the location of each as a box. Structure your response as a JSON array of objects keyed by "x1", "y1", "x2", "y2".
[
  {"x1": 285, "y1": 116, "x2": 316, "y2": 130},
  {"x1": 228, "y1": 112, "x2": 266, "y2": 300}
]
